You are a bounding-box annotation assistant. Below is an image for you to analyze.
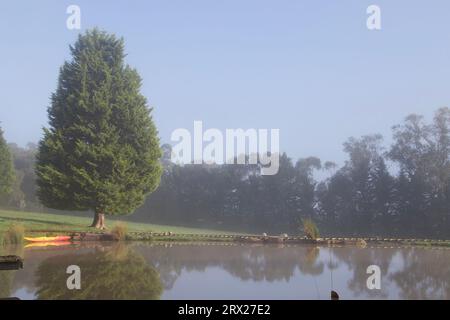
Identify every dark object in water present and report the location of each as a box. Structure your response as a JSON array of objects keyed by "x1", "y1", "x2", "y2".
[
  {"x1": 0, "y1": 255, "x2": 23, "y2": 270},
  {"x1": 331, "y1": 290, "x2": 339, "y2": 300}
]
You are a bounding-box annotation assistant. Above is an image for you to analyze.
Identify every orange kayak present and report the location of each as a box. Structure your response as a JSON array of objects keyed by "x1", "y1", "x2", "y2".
[
  {"x1": 24, "y1": 236, "x2": 71, "y2": 243},
  {"x1": 25, "y1": 241, "x2": 72, "y2": 248}
]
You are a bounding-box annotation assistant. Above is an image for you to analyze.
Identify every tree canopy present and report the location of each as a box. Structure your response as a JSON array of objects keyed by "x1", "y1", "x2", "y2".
[
  {"x1": 35, "y1": 29, "x2": 162, "y2": 228},
  {"x1": 0, "y1": 125, "x2": 15, "y2": 195}
]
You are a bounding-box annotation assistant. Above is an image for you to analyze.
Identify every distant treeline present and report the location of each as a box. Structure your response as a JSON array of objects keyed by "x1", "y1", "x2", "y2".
[
  {"x1": 2, "y1": 108, "x2": 450, "y2": 238},
  {"x1": 139, "y1": 107, "x2": 450, "y2": 238}
]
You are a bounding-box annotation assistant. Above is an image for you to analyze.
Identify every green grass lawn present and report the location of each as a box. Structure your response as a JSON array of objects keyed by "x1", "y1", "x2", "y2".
[{"x1": 0, "y1": 209, "x2": 235, "y2": 235}]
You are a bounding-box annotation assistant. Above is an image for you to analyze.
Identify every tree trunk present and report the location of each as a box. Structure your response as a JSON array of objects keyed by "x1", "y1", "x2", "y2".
[
  {"x1": 90, "y1": 212, "x2": 99, "y2": 227},
  {"x1": 91, "y1": 212, "x2": 106, "y2": 229}
]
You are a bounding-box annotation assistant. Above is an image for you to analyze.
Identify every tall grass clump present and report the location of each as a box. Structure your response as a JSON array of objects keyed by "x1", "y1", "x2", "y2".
[
  {"x1": 302, "y1": 218, "x2": 320, "y2": 240},
  {"x1": 111, "y1": 222, "x2": 128, "y2": 241},
  {"x1": 1, "y1": 223, "x2": 25, "y2": 245}
]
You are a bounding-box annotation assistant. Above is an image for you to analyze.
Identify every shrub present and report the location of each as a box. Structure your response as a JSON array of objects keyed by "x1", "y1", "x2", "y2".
[
  {"x1": 111, "y1": 222, "x2": 128, "y2": 241},
  {"x1": 2, "y1": 223, "x2": 25, "y2": 245},
  {"x1": 302, "y1": 218, "x2": 320, "y2": 240}
]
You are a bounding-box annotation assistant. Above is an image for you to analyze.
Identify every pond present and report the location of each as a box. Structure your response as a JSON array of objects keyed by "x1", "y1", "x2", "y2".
[{"x1": 1, "y1": 242, "x2": 449, "y2": 299}]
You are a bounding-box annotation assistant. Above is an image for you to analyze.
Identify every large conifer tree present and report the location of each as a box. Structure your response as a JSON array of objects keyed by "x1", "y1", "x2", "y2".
[
  {"x1": 0, "y1": 125, "x2": 15, "y2": 195},
  {"x1": 36, "y1": 29, "x2": 162, "y2": 229}
]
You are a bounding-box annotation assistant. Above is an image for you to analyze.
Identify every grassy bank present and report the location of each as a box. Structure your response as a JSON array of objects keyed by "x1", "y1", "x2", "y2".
[
  {"x1": 1, "y1": 209, "x2": 449, "y2": 246},
  {"x1": 0, "y1": 209, "x2": 237, "y2": 237}
]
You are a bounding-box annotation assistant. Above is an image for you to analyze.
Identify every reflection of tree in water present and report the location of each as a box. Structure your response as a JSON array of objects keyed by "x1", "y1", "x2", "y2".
[
  {"x1": 226, "y1": 245, "x2": 325, "y2": 280},
  {"x1": 0, "y1": 270, "x2": 14, "y2": 298},
  {"x1": 137, "y1": 244, "x2": 325, "y2": 289},
  {"x1": 18, "y1": 243, "x2": 450, "y2": 300},
  {"x1": 390, "y1": 248, "x2": 450, "y2": 299},
  {"x1": 299, "y1": 247, "x2": 324, "y2": 275},
  {"x1": 0, "y1": 245, "x2": 24, "y2": 298},
  {"x1": 222, "y1": 246, "x2": 303, "y2": 282},
  {"x1": 332, "y1": 247, "x2": 395, "y2": 298},
  {"x1": 331, "y1": 246, "x2": 450, "y2": 299},
  {"x1": 35, "y1": 245, "x2": 163, "y2": 300}
]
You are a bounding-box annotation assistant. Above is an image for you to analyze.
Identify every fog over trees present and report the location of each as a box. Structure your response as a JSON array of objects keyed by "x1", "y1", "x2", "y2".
[{"x1": 1, "y1": 107, "x2": 449, "y2": 237}]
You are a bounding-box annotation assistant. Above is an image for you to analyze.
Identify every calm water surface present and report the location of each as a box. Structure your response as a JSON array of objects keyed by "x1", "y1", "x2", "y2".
[{"x1": 1, "y1": 242, "x2": 449, "y2": 299}]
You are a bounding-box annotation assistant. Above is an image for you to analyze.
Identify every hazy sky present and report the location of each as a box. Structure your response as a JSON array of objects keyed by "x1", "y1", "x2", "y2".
[{"x1": 1, "y1": 0, "x2": 449, "y2": 166}]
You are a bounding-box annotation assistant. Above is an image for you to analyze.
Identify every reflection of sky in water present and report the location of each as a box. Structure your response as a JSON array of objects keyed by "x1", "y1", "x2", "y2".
[
  {"x1": 12, "y1": 288, "x2": 35, "y2": 300},
  {"x1": 162, "y1": 267, "x2": 335, "y2": 300},
  {"x1": 1, "y1": 244, "x2": 449, "y2": 300}
]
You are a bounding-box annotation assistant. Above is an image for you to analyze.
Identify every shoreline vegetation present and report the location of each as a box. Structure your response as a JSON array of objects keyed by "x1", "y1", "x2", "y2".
[{"x1": 1, "y1": 209, "x2": 449, "y2": 248}]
